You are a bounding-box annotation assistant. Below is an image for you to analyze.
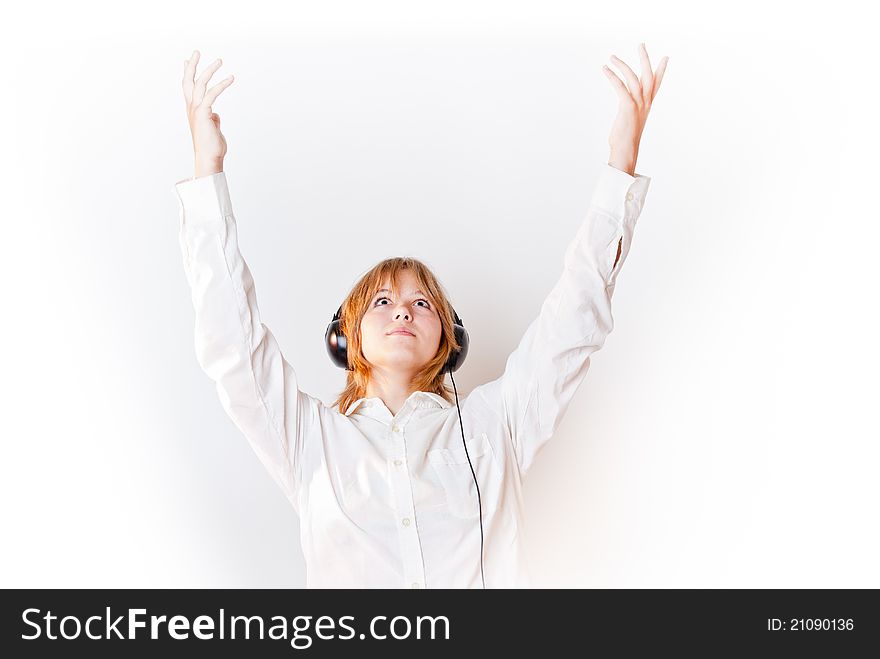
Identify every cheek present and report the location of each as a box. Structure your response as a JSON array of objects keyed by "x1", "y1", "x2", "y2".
[
  {"x1": 361, "y1": 314, "x2": 384, "y2": 341},
  {"x1": 428, "y1": 318, "x2": 443, "y2": 342}
]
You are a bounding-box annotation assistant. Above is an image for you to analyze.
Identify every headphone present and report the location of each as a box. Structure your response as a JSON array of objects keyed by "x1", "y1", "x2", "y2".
[{"x1": 325, "y1": 301, "x2": 486, "y2": 589}]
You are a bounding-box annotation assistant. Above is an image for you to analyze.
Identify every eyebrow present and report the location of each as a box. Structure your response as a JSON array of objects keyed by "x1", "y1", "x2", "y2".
[{"x1": 374, "y1": 289, "x2": 428, "y2": 297}]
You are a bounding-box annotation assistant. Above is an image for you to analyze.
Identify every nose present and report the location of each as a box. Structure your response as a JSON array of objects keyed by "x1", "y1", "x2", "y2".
[{"x1": 393, "y1": 302, "x2": 412, "y2": 320}]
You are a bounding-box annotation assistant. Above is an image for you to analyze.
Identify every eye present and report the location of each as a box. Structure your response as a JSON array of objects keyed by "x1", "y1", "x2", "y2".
[{"x1": 375, "y1": 297, "x2": 431, "y2": 308}]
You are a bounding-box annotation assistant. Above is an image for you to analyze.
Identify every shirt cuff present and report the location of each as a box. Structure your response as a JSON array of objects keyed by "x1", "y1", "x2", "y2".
[
  {"x1": 173, "y1": 171, "x2": 235, "y2": 225},
  {"x1": 589, "y1": 163, "x2": 651, "y2": 219}
]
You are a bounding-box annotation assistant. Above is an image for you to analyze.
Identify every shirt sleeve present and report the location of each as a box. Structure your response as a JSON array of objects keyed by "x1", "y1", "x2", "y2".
[
  {"x1": 174, "y1": 172, "x2": 320, "y2": 512},
  {"x1": 465, "y1": 163, "x2": 651, "y2": 476}
]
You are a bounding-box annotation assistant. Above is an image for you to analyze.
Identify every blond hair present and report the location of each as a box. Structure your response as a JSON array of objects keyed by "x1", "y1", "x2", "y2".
[{"x1": 331, "y1": 256, "x2": 461, "y2": 414}]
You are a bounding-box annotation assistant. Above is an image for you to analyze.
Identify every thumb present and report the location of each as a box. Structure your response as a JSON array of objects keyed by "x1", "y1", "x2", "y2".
[{"x1": 211, "y1": 112, "x2": 220, "y2": 124}]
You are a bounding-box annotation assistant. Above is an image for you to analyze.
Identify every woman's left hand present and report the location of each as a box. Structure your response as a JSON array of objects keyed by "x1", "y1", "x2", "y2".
[{"x1": 603, "y1": 42, "x2": 668, "y2": 176}]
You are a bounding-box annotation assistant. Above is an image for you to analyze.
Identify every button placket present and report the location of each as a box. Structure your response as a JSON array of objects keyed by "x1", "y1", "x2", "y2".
[
  {"x1": 387, "y1": 417, "x2": 426, "y2": 588},
  {"x1": 389, "y1": 423, "x2": 407, "y2": 477}
]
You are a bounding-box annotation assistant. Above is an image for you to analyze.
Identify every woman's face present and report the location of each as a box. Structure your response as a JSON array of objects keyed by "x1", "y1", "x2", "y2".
[{"x1": 359, "y1": 270, "x2": 443, "y2": 374}]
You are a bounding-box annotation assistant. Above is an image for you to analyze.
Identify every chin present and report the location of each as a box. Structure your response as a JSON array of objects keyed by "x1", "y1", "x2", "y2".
[{"x1": 375, "y1": 355, "x2": 429, "y2": 369}]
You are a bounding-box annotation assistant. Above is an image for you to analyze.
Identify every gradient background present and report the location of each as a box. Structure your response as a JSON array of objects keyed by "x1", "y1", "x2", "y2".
[{"x1": 2, "y1": 0, "x2": 877, "y2": 588}]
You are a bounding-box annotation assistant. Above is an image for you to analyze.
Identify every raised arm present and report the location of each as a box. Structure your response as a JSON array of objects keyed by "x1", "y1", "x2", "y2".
[
  {"x1": 466, "y1": 43, "x2": 668, "y2": 475},
  {"x1": 175, "y1": 50, "x2": 320, "y2": 512}
]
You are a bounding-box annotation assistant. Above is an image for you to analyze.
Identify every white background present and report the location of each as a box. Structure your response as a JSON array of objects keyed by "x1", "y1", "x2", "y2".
[{"x1": 2, "y1": 0, "x2": 877, "y2": 588}]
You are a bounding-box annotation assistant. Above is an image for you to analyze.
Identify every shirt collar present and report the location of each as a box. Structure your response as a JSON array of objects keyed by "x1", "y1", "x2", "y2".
[{"x1": 343, "y1": 390, "x2": 452, "y2": 416}]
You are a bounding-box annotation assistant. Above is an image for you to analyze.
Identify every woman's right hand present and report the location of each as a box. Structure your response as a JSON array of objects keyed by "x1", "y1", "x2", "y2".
[{"x1": 182, "y1": 50, "x2": 235, "y2": 176}]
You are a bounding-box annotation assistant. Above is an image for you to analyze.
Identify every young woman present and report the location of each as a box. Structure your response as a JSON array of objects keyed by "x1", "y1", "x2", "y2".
[{"x1": 175, "y1": 44, "x2": 668, "y2": 588}]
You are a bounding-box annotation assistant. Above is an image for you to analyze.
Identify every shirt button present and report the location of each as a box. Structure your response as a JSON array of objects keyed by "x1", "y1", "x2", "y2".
[
  {"x1": 402, "y1": 517, "x2": 411, "y2": 527},
  {"x1": 392, "y1": 425, "x2": 400, "y2": 433},
  {"x1": 411, "y1": 582, "x2": 420, "y2": 589},
  {"x1": 626, "y1": 192, "x2": 634, "y2": 201},
  {"x1": 394, "y1": 459, "x2": 403, "y2": 467}
]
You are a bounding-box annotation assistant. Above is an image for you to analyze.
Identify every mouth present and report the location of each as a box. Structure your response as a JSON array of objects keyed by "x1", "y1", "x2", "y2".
[{"x1": 387, "y1": 330, "x2": 415, "y2": 337}]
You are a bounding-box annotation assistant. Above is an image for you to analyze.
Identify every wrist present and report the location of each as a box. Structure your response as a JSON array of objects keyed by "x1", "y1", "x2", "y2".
[
  {"x1": 194, "y1": 157, "x2": 224, "y2": 179},
  {"x1": 607, "y1": 150, "x2": 636, "y2": 177}
]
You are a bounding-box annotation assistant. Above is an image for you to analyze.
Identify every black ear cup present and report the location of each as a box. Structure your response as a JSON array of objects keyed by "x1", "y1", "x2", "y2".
[
  {"x1": 325, "y1": 304, "x2": 468, "y2": 373},
  {"x1": 445, "y1": 310, "x2": 469, "y2": 373},
  {"x1": 324, "y1": 305, "x2": 350, "y2": 370}
]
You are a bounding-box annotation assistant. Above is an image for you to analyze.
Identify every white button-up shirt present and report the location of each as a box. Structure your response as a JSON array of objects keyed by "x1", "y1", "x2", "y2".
[{"x1": 174, "y1": 163, "x2": 651, "y2": 588}]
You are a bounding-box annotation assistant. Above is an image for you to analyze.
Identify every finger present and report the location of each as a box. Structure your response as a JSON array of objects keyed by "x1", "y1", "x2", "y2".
[
  {"x1": 602, "y1": 65, "x2": 631, "y2": 103},
  {"x1": 638, "y1": 43, "x2": 653, "y2": 103},
  {"x1": 193, "y1": 58, "x2": 223, "y2": 106},
  {"x1": 182, "y1": 50, "x2": 199, "y2": 102},
  {"x1": 651, "y1": 56, "x2": 669, "y2": 100},
  {"x1": 610, "y1": 54, "x2": 642, "y2": 103},
  {"x1": 202, "y1": 75, "x2": 235, "y2": 108}
]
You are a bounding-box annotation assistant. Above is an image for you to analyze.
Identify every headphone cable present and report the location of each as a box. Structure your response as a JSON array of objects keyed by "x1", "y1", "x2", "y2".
[{"x1": 448, "y1": 368, "x2": 486, "y2": 590}]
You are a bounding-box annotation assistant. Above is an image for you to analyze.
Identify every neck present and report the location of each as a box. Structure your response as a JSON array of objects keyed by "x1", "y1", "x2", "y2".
[{"x1": 364, "y1": 367, "x2": 418, "y2": 417}]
